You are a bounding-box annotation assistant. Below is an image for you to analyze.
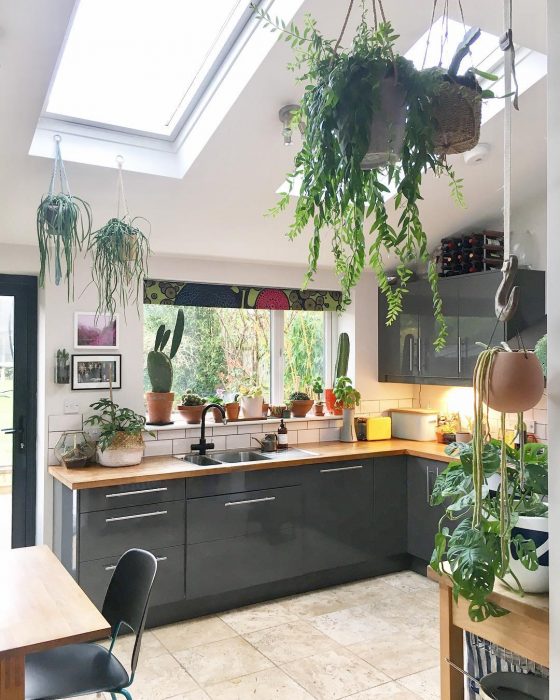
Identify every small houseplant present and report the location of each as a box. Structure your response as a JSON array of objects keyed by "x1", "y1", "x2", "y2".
[
  {"x1": 178, "y1": 392, "x2": 206, "y2": 424},
  {"x1": 333, "y1": 376, "x2": 361, "y2": 442},
  {"x1": 207, "y1": 395, "x2": 225, "y2": 423},
  {"x1": 289, "y1": 391, "x2": 313, "y2": 418},
  {"x1": 85, "y1": 398, "x2": 150, "y2": 467},
  {"x1": 325, "y1": 333, "x2": 349, "y2": 416},
  {"x1": 312, "y1": 376, "x2": 324, "y2": 416},
  {"x1": 238, "y1": 383, "x2": 264, "y2": 419},
  {"x1": 37, "y1": 138, "x2": 92, "y2": 298},
  {"x1": 146, "y1": 309, "x2": 184, "y2": 424},
  {"x1": 225, "y1": 396, "x2": 241, "y2": 421}
]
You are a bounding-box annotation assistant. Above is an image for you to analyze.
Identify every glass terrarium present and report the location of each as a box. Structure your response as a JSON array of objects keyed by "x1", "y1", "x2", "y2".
[{"x1": 54, "y1": 431, "x2": 95, "y2": 468}]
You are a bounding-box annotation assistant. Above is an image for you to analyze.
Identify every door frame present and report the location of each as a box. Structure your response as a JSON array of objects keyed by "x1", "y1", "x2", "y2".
[{"x1": 0, "y1": 274, "x2": 37, "y2": 547}]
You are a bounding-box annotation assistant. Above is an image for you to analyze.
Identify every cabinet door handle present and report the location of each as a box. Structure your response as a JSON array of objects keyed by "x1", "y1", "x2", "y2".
[
  {"x1": 458, "y1": 336, "x2": 462, "y2": 374},
  {"x1": 105, "y1": 510, "x2": 167, "y2": 523},
  {"x1": 105, "y1": 487, "x2": 168, "y2": 499},
  {"x1": 104, "y1": 555, "x2": 167, "y2": 571},
  {"x1": 409, "y1": 337, "x2": 414, "y2": 373},
  {"x1": 225, "y1": 496, "x2": 276, "y2": 507},
  {"x1": 418, "y1": 337, "x2": 421, "y2": 374},
  {"x1": 425, "y1": 466, "x2": 432, "y2": 504},
  {"x1": 320, "y1": 465, "x2": 363, "y2": 473}
]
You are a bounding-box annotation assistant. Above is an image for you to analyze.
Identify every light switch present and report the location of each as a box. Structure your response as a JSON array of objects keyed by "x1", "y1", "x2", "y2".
[{"x1": 63, "y1": 399, "x2": 81, "y2": 414}]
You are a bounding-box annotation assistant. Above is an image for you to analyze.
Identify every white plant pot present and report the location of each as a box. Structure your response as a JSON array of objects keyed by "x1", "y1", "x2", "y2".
[
  {"x1": 506, "y1": 515, "x2": 549, "y2": 593},
  {"x1": 240, "y1": 396, "x2": 263, "y2": 419},
  {"x1": 97, "y1": 446, "x2": 144, "y2": 468},
  {"x1": 340, "y1": 408, "x2": 357, "y2": 443}
]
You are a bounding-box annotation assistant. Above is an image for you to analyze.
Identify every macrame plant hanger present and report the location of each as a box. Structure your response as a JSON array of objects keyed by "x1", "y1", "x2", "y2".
[
  {"x1": 115, "y1": 155, "x2": 130, "y2": 223},
  {"x1": 334, "y1": 0, "x2": 388, "y2": 54},
  {"x1": 49, "y1": 135, "x2": 72, "y2": 287}
]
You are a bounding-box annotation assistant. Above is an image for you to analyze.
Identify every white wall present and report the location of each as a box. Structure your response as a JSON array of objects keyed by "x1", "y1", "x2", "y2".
[{"x1": 547, "y1": 0, "x2": 559, "y2": 691}]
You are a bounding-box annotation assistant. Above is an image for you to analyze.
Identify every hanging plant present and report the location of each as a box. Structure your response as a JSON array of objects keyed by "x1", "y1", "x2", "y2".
[
  {"x1": 254, "y1": 1, "x2": 476, "y2": 348},
  {"x1": 37, "y1": 136, "x2": 92, "y2": 297},
  {"x1": 89, "y1": 157, "x2": 150, "y2": 318}
]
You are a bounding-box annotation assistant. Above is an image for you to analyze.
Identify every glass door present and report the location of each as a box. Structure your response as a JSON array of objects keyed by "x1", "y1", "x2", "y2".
[{"x1": 0, "y1": 275, "x2": 37, "y2": 549}]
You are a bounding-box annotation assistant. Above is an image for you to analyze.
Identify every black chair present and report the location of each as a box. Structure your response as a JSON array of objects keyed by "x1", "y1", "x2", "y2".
[{"x1": 25, "y1": 548, "x2": 157, "y2": 700}]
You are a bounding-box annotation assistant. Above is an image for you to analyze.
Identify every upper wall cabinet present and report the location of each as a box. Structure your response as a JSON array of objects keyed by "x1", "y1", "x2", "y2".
[{"x1": 378, "y1": 270, "x2": 545, "y2": 386}]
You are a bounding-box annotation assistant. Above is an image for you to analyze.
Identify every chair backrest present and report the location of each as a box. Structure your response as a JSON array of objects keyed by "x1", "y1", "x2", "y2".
[{"x1": 102, "y1": 548, "x2": 157, "y2": 676}]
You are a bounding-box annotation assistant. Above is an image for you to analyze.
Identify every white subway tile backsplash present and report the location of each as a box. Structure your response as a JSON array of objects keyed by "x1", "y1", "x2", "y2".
[
  {"x1": 329, "y1": 419, "x2": 343, "y2": 428},
  {"x1": 143, "y1": 430, "x2": 157, "y2": 441},
  {"x1": 48, "y1": 449, "x2": 58, "y2": 466},
  {"x1": 320, "y1": 427, "x2": 341, "y2": 441},
  {"x1": 297, "y1": 429, "x2": 320, "y2": 444},
  {"x1": 210, "y1": 436, "x2": 227, "y2": 451},
  {"x1": 379, "y1": 400, "x2": 398, "y2": 413},
  {"x1": 48, "y1": 414, "x2": 83, "y2": 432},
  {"x1": 398, "y1": 398, "x2": 413, "y2": 408},
  {"x1": 225, "y1": 433, "x2": 252, "y2": 450},
  {"x1": 172, "y1": 439, "x2": 191, "y2": 454},
  {"x1": 185, "y1": 427, "x2": 204, "y2": 438},
  {"x1": 212, "y1": 425, "x2": 239, "y2": 436},
  {"x1": 144, "y1": 440, "x2": 174, "y2": 457},
  {"x1": 157, "y1": 429, "x2": 186, "y2": 440},
  {"x1": 360, "y1": 400, "x2": 380, "y2": 414},
  {"x1": 48, "y1": 431, "x2": 63, "y2": 449}
]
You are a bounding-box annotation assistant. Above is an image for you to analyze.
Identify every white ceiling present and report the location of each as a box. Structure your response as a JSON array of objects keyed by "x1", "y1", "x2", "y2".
[{"x1": 0, "y1": 0, "x2": 547, "y2": 270}]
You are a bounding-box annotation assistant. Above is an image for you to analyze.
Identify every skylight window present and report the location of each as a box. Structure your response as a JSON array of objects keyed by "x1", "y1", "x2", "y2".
[{"x1": 45, "y1": 0, "x2": 251, "y2": 137}]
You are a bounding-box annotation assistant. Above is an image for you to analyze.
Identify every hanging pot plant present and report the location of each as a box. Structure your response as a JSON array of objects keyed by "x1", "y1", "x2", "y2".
[
  {"x1": 254, "y1": 2, "x2": 472, "y2": 349},
  {"x1": 37, "y1": 137, "x2": 92, "y2": 297},
  {"x1": 89, "y1": 157, "x2": 150, "y2": 318}
]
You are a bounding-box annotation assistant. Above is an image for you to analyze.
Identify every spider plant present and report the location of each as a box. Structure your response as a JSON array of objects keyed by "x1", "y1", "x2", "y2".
[
  {"x1": 89, "y1": 216, "x2": 150, "y2": 318},
  {"x1": 37, "y1": 193, "x2": 92, "y2": 297}
]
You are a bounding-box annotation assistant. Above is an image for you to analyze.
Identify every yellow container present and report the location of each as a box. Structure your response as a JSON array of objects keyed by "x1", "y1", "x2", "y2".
[{"x1": 366, "y1": 416, "x2": 392, "y2": 441}]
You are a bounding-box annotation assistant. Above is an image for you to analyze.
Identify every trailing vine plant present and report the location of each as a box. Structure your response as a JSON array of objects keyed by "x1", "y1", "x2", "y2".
[
  {"x1": 36, "y1": 136, "x2": 92, "y2": 298},
  {"x1": 254, "y1": 1, "x2": 475, "y2": 349},
  {"x1": 89, "y1": 156, "x2": 150, "y2": 318}
]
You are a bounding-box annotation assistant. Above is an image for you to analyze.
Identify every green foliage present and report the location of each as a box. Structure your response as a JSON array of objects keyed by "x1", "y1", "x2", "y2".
[
  {"x1": 312, "y1": 375, "x2": 323, "y2": 399},
  {"x1": 290, "y1": 391, "x2": 310, "y2": 401},
  {"x1": 147, "y1": 310, "x2": 184, "y2": 393},
  {"x1": 430, "y1": 439, "x2": 548, "y2": 621},
  {"x1": 238, "y1": 383, "x2": 264, "y2": 398},
  {"x1": 284, "y1": 310, "x2": 324, "y2": 397},
  {"x1": 333, "y1": 376, "x2": 361, "y2": 408},
  {"x1": 180, "y1": 392, "x2": 205, "y2": 406},
  {"x1": 85, "y1": 398, "x2": 149, "y2": 451},
  {"x1": 534, "y1": 334, "x2": 547, "y2": 377},
  {"x1": 89, "y1": 217, "x2": 150, "y2": 318},
  {"x1": 254, "y1": 8, "x2": 463, "y2": 349},
  {"x1": 334, "y1": 333, "x2": 350, "y2": 382},
  {"x1": 37, "y1": 193, "x2": 92, "y2": 298}
]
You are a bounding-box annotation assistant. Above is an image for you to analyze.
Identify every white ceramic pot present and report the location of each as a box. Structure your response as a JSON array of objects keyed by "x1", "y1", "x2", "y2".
[
  {"x1": 507, "y1": 515, "x2": 549, "y2": 593},
  {"x1": 240, "y1": 396, "x2": 263, "y2": 419},
  {"x1": 97, "y1": 446, "x2": 144, "y2": 467},
  {"x1": 340, "y1": 408, "x2": 357, "y2": 443}
]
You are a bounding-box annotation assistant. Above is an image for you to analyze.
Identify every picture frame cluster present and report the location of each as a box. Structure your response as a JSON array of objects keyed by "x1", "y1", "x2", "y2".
[{"x1": 71, "y1": 312, "x2": 121, "y2": 391}]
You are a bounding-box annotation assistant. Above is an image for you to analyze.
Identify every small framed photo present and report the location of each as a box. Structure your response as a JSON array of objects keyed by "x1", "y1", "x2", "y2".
[
  {"x1": 71, "y1": 354, "x2": 122, "y2": 391},
  {"x1": 74, "y1": 312, "x2": 119, "y2": 349}
]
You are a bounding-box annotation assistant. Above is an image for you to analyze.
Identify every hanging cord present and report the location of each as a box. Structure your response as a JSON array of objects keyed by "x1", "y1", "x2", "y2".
[
  {"x1": 335, "y1": 0, "x2": 388, "y2": 54},
  {"x1": 116, "y1": 155, "x2": 130, "y2": 221},
  {"x1": 48, "y1": 135, "x2": 72, "y2": 196},
  {"x1": 421, "y1": 0, "x2": 469, "y2": 71},
  {"x1": 334, "y1": 0, "x2": 355, "y2": 53},
  {"x1": 422, "y1": 0, "x2": 439, "y2": 69}
]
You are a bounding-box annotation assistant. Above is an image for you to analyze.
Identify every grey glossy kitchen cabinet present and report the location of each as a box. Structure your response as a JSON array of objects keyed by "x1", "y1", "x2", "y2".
[
  {"x1": 378, "y1": 269, "x2": 545, "y2": 385},
  {"x1": 407, "y1": 457, "x2": 447, "y2": 562}
]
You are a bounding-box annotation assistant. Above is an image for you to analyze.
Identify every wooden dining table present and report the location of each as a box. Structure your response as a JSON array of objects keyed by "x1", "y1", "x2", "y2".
[{"x1": 0, "y1": 545, "x2": 110, "y2": 700}]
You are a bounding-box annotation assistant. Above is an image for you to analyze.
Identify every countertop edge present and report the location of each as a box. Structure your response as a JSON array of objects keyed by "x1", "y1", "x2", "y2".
[{"x1": 48, "y1": 440, "x2": 453, "y2": 490}]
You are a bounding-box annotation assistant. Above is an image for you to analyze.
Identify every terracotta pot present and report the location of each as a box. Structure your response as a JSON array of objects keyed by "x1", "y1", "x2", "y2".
[
  {"x1": 324, "y1": 389, "x2": 336, "y2": 414},
  {"x1": 212, "y1": 406, "x2": 225, "y2": 423},
  {"x1": 178, "y1": 404, "x2": 206, "y2": 424},
  {"x1": 225, "y1": 402, "x2": 240, "y2": 421},
  {"x1": 262, "y1": 402, "x2": 270, "y2": 418},
  {"x1": 313, "y1": 402, "x2": 325, "y2": 416},
  {"x1": 291, "y1": 399, "x2": 313, "y2": 418},
  {"x1": 487, "y1": 351, "x2": 544, "y2": 413},
  {"x1": 146, "y1": 392, "x2": 174, "y2": 424}
]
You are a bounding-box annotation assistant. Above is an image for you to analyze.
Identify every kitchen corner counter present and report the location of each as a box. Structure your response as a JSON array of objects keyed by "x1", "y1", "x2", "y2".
[{"x1": 48, "y1": 439, "x2": 453, "y2": 490}]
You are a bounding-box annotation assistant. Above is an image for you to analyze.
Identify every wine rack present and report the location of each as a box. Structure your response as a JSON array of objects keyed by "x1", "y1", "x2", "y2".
[{"x1": 440, "y1": 230, "x2": 504, "y2": 277}]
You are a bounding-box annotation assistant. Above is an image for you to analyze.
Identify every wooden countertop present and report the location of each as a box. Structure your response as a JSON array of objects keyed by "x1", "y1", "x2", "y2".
[
  {"x1": 0, "y1": 545, "x2": 109, "y2": 656},
  {"x1": 49, "y1": 439, "x2": 452, "y2": 490}
]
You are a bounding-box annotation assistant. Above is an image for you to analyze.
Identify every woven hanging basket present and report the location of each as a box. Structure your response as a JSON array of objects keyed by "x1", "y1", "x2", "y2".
[{"x1": 432, "y1": 78, "x2": 482, "y2": 155}]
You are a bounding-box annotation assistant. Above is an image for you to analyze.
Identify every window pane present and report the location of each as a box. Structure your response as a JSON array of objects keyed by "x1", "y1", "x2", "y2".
[
  {"x1": 283, "y1": 311, "x2": 325, "y2": 399},
  {"x1": 144, "y1": 306, "x2": 270, "y2": 399}
]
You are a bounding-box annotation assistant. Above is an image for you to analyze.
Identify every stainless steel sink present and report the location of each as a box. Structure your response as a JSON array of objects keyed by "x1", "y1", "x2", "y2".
[
  {"x1": 179, "y1": 454, "x2": 222, "y2": 467},
  {"x1": 211, "y1": 451, "x2": 272, "y2": 463}
]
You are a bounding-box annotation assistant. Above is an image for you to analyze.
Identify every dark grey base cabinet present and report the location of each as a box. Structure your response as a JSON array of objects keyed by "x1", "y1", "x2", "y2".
[
  {"x1": 406, "y1": 457, "x2": 447, "y2": 562},
  {"x1": 53, "y1": 455, "x2": 412, "y2": 627}
]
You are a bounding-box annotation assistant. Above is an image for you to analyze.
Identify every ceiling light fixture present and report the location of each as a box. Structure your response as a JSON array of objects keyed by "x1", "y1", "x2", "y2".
[{"x1": 278, "y1": 104, "x2": 301, "y2": 146}]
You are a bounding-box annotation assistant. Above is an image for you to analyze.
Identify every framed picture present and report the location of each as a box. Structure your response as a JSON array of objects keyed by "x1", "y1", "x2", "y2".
[
  {"x1": 74, "y1": 312, "x2": 119, "y2": 349},
  {"x1": 71, "y1": 354, "x2": 122, "y2": 391}
]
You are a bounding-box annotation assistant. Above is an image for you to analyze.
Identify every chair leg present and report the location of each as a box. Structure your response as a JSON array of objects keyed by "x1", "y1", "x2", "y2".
[{"x1": 117, "y1": 689, "x2": 133, "y2": 700}]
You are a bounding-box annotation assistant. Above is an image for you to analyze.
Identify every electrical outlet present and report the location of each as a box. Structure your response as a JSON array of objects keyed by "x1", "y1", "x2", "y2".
[
  {"x1": 526, "y1": 419, "x2": 536, "y2": 434},
  {"x1": 64, "y1": 399, "x2": 80, "y2": 414}
]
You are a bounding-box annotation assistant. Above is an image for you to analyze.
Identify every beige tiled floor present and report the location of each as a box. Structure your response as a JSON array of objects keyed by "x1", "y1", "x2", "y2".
[{"x1": 84, "y1": 571, "x2": 440, "y2": 700}]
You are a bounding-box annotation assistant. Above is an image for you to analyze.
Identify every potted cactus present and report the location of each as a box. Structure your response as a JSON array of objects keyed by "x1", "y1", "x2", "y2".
[
  {"x1": 178, "y1": 392, "x2": 206, "y2": 424},
  {"x1": 290, "y1": 391, "x2": 313, "y2": 418},
  {"x1": 146, "y1": 309, "x2": 184, "y2": 424},
  {"x1": 325, "y1": 333, "x2": 349, "y2": 416}
]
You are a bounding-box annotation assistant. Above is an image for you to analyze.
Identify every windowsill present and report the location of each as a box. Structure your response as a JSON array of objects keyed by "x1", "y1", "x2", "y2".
[{"x1": 147, "y1": 414, "x2": 339, "y2": 431}]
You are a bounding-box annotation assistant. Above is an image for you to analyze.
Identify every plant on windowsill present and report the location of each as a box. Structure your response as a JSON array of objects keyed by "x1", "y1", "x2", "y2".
[
  {"x1": 238, "y1": 383, "x2": 264, "y2": 419},
  {"x1": 325, "y1": 333, "x2": 349, "y2": 416},
  {"x1": 253, "y1": 3, "x2": 489, "y2": 350},
  {"x1": 85, "y1": 398, "x2": 152, "y2": 467},
  {"x1": 207, "y1": 396, "x2": 225, "y2": 423},
  {"x1": 289, "y1": 391, "x2": 313, "y2": 418},
  {"x1": 312, "y1": 376, "x2": 324, "y2": 416},
  {"x1": 178, "y1": 392, "x2": 207, "y2": 425},
  {"x1": 146, "y1": 309, "x2": 184, "y2": 425},
  {"x1": 37, "y1": 138, "x2": 92, "y2": 299},
  {"x1": 333, "y1": 376, "x2": 361, "y2": 442}
]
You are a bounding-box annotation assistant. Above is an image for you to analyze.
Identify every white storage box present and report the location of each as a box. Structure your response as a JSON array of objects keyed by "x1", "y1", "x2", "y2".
[{"x1": 390, "y1": 408, "x2": 438, "y2": 441}]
